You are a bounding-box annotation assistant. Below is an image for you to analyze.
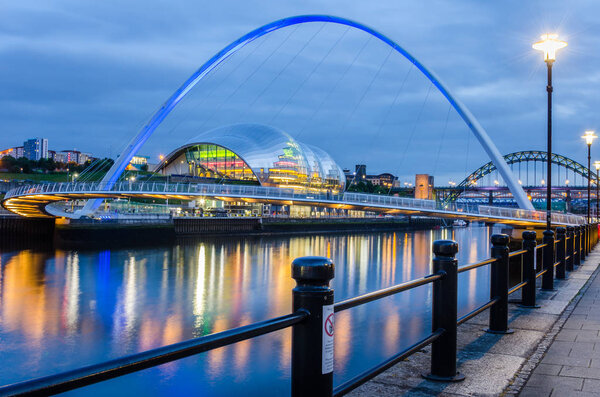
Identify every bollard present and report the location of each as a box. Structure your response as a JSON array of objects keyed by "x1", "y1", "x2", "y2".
[
  {"x1": 291, "y1": 256, "x2": 334, "y2": 397},
  {"x1": 424, "y1": 240, "x2": 465, "y2": 382},
  {"x1": 566, "y1": 226, "x2": 574, "y2": 272},
  {"x1": 574, "y1": 226, "x2": 581, "y2": 267},
  {"x1": 555, "y1": 227, "x2": 566, "y2": 279},
  {"x1": 520, "y1": 231, "x2": 539, "y2": 308},
  {"x1": 487, "y1": 234, "x2": 513, "y2": 334},
  {"x1": 541, "y1": 230, "x2": 555, "y2": 291},
  {"x1": 579, "y1": 225, "x2": 586, "y2": 261}
]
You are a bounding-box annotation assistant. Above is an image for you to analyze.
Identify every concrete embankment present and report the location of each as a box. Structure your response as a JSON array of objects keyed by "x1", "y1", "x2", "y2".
[{"x1": 1, "y1": 215, "x2": 447, "y2": 247}]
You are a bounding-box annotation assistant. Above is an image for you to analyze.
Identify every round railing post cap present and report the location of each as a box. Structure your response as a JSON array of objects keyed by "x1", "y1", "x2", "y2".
[
  {"x1": 566, "y1": 225, "x2": 574, "y2": 231},
  {"x1": 292, "y1": 256, "x2": 334, "y2": 283},
  {"x1": 522, "y1": 230, "x2": 537, "y2": 240},
  {"x1": 491, "y1": 234, "x2": 509, "y2": 246},
  {"x1": 543, "y1": 229, "x2": 555, "y2": 237},
  {"x1": 556, "y1": 226, "x2": 566, "y2": 235},
  {"x1": 433, "y1": 240, "x2": 458, "y2": 256}
]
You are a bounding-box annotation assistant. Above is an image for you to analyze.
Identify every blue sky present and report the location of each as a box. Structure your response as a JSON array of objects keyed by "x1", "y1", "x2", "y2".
[{"x1": 2, "y1": 0, "x2": 599, "y2": 183}]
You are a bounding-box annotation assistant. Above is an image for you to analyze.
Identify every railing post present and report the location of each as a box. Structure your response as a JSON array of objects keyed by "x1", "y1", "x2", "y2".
[
  {"x1": 291, "y1": 256, "x2": 335, "y2": 397},
  {"x1": 487, "y1": 234, "x2": 513, "y2": 334},
  {"x1": 520, "y1": 231, "x2": 539, "y2": 308},
  {"x1": 555, "y1": 227, "x2": 566, "y2": 279},
  {"x1": 574, "y1": 226, "x2": 581, "y2": 267},
  {"x1": 424, "y1": 240, "x2": 464, "y2": 382},
  {"x1": 566, "y1": 226, "x2": 574, "y2": 272},
  {"x1": 579, "y1": 225, "x2": 585, "y2": 261},
  {"x1": 541, "y1": 230, "x2": 555, "y2": 291}
]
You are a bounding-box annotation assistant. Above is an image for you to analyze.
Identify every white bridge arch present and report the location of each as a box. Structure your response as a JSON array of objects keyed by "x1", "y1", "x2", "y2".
[{"x1": 80, "y1": 14, "x2": 533, "y2": 216}]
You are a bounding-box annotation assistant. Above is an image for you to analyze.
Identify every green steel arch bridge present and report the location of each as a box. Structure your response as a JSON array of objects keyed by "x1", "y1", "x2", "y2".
[{"x1": 441, "y1": 150, "x2": 599, "y2": 205}]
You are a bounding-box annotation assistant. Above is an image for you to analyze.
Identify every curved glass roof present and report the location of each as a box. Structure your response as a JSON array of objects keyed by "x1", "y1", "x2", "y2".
[{"x1": 158, "y1": 123, "x2": 345, "y2": 191}]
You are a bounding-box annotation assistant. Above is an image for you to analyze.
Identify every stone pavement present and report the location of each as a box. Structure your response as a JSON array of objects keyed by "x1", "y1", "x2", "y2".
[
  {"x1": 519, "y1": 248, "x2": 600, "y2": 396},
  {"x1": 349, "y1": 247, "x2": 600, "y2": 396}
]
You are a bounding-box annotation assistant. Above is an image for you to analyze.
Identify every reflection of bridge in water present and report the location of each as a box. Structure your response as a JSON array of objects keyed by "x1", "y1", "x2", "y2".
[{"x1": 2, "y1": 181, "x2": 585, "y2": 227}]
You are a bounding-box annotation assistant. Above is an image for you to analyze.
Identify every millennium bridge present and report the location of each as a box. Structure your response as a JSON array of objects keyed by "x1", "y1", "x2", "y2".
[{"x1": 2, "y1": 181, "x2": 585, "y2": 227}]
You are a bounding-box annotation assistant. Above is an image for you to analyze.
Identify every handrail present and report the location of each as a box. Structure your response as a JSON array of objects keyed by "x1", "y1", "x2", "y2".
[
  {"x1": 334, "y1": 273, "x2": 444, "y2": 312},
  {"x1": 457, "y1": 298, "x2": 499, "y2": 326},
  {"x1": 554, "y1": 261, "x2": 561, "y2": 268},
  {"x1": 536, "y1": 268, "x2": 548, "y2": 278},
  {"x1": 457, "y1": 258, "x2": 495, "y2": 273},
  {"x1": 509, "y1": 249, "x2": 527, "y2": 258},
  {"x1": 508, "y1": 281, "x2": 527, "y2": 295},
  {"x1": 0, "y1": 311, "x2": 307, "y2": 396},
  {"x1": 536, "y1": 243, "x2": 548, "y2": 249},
  {"x1": 332, "y1": 329, "x2": 444, "y2": 396}
]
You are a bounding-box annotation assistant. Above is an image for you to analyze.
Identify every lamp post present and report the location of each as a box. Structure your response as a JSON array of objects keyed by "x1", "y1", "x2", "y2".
[
  {"x1": 594, "y1": 160, "x2": 600, "y2": 221},
  {"x1": 533, "y1": 34, "x2": 567, "y2": 230},
  {"x1": 583, "y1": 130, "x2": 597, "y2": 224}
]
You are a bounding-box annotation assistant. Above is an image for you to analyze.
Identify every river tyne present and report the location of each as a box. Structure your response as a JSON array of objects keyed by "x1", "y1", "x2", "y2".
[{"x1": 0, "y1": 225, "x2": 499, "y2": 396}]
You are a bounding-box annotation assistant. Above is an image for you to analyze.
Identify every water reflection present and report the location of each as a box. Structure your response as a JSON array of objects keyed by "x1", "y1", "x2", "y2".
[{"x1": 0, "y1": 226, "x2": 495, "y2": 396}]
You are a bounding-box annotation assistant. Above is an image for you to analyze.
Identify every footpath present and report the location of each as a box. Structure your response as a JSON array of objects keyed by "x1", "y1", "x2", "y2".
[
  {"x1": 349, "y1": 246, "x2": 600, "y2": 396},
  {"x1": 519, "y1": 248, "x2": 600, "y2": 396}
]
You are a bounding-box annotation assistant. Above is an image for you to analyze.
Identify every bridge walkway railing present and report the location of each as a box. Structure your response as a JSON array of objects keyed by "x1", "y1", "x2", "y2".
[{"x1": 1, "y1": 222, "x2": 597, "y2": 396}]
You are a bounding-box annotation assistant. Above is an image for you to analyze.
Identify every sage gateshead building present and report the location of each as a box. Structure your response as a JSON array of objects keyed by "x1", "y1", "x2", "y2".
[{"x1": 156, "y1": 124, "x2": 346, "y2": 193}]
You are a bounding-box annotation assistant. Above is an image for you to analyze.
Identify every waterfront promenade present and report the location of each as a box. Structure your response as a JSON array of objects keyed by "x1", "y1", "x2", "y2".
[{"x1": 350, "y1": 246, "x2": 600, "y2": 396}]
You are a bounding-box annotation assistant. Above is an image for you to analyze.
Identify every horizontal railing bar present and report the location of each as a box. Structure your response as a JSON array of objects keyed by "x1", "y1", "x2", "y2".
[
  {"x1": 554, "y1": 261, "x2": 560, "y2": 268},
  {"x1": 536, "y1": 243, "x2": 548, "y2": 250},
  {"x1": 509, "y1": 250, "x2": 527, "y2": 258},
  {"x1": 565, "y1": 255, "x2": 571, "y2": 261},
  {"x1": 0, "y1": 311, "x2": 307, "y2": 397},
  {"x1": 536, "y1": 268, "x2": 548, "y2": 279},
  {"x1": 457, "y1": 298, "x2": 499, "y2": 326},
  {"x1": 508, "y1": 281, "x2": 527, "y2": 295},
  {"x1": 574, "y1": 250, "x2": 579, "y2": 255},
  {"x1": 457, "y1": 258, "x2": 495, "y2": 274},
  {"x1": 457, "y1": 258, "x2": 496, "y2": 273},
  {"x1": 566, "y1": 237, "x2": 571, "y2": 241},
  {"x1": 333, "y1": 328, "x2": 444, "y2": 397},
  {"x1": 334, "y1": 273, "x2": 444, "y2": 313}
]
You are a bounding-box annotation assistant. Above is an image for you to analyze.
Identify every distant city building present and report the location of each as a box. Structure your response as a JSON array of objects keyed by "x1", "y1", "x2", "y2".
[
  {"x1": 127, "y1": 155, "x2": 150, "y2": 171},
  {"x1": 54, "y1": 150, "x2": 93, "y2": 165},
  {"x1": 415, "y1": 174, "x2": 434, "y2": 200},
  {"x1": 344, "y1": 164, "x2": 399, "y2": 189},
  {"x1": 23, "y1": 138, "x2": 48, "y2": 161},
  {"x1": 0, "y1": 146, "x2": 23, "y2": 159}
]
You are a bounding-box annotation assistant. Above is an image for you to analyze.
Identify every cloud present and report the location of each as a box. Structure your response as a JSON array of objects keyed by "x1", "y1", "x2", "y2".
[{"x1": 0, "y1": 0, "x2": 598, "y2": 182}]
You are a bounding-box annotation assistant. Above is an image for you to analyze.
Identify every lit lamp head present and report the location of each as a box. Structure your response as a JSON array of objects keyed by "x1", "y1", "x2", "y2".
[
  {"x1": 594, "y1": 160, "x2": 600, "y2": 172},
  {"x1": 532, "y1": 33, "x2": 567, "y2": 63},
  {"x1": 582, "y1": 130, "x2": 597, "y2": 147}
]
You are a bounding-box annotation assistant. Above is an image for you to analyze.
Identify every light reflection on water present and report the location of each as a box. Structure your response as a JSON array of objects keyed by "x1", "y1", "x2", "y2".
[{"x1": 0, "y1": 226, "x2": 495, "y2": 396}]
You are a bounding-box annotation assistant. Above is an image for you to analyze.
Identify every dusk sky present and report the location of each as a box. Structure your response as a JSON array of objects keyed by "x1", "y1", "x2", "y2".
[{"x1": 2, "y1": 0, "x2": 599, "y2": 183}]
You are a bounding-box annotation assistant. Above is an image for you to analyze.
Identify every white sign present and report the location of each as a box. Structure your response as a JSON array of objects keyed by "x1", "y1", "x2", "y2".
[{"x1": 322, "y1": 304, "x2": 334, "y2": 374}]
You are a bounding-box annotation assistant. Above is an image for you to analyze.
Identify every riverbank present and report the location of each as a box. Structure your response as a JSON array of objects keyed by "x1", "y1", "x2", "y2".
[
  {"x1": 349, "y1": 246, "x2": 600, "y2": 396},
  {"x1": 0, "y1": 215, "x2": 448, "y2": 247}
]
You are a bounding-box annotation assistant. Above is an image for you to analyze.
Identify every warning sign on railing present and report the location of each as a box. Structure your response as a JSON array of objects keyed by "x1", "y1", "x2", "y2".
[{"x1": 322, "y1": 305, "x2": 334, "y2": 374}]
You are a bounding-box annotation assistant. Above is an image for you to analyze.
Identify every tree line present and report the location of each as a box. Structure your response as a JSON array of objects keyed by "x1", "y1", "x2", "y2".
[{"x1": 0, "y1": 155, "x2": 114, "y2": 174}]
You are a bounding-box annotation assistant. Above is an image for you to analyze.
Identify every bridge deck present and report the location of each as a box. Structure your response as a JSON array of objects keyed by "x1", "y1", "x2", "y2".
[{"x1": 1, "y1": 182, "x2": 585, "y2": 227}]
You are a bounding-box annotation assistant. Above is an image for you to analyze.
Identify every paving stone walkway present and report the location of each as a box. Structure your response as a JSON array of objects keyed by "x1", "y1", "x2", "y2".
[{"x1": 520, "y1": 249, "x2": 600, "y2": 396}]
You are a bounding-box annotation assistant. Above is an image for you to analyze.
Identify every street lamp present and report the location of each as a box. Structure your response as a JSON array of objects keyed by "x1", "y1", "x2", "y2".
[
  {"x1": 582, "y1": 130, "x2": 597, "y2": 223},
  {"x1": 533, "y1": 33, "x2": 567, "y2": 230},
  {"x1": 594, "y1": 160, "x2": 600, "y2": 221}
]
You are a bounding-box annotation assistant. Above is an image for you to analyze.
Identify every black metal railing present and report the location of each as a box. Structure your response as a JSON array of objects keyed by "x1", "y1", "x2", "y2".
[{"x1": 1, "y1": 223, "x2": 598, "y2": 397}]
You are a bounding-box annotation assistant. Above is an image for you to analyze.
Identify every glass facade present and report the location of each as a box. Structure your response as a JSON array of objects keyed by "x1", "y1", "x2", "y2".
[
  {"x1": 183, "y1": 144, "x2": 257, "y2": 182},
  {"x1": 157, "y1": 124, "x2": 345, "y2": 192}
]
